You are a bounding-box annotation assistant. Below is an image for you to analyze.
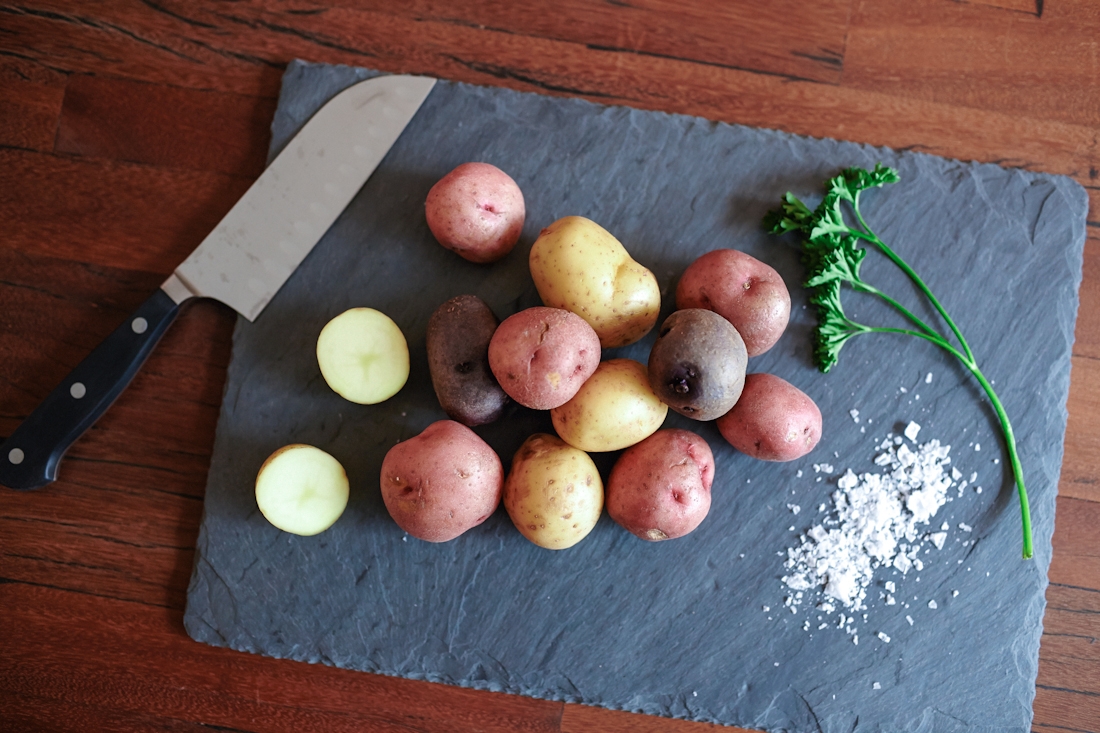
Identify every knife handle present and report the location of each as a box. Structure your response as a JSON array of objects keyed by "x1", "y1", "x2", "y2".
[{"x1": 0, "y1": 288, "x2": 183, "y2": 490}]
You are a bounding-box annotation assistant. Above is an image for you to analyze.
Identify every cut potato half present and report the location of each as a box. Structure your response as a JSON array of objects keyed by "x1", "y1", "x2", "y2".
[
  {"x1": 255, "y1": 444, "x2": 349, "y2": 536},
  {"x1": 317, "y1": 307, "x2": 409, "y2": 405}
]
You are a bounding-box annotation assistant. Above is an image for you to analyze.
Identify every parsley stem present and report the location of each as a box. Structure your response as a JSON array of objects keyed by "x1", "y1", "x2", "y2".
[
  {"x1": 851, "y1": 282, "x2": 941, "y2": 339},
  {"x1": 965, "y1": 363, "x2": 1033, "y2": 559},
  {"x1": 850, "y1": 193, "x2": 977, "y2": 363}
]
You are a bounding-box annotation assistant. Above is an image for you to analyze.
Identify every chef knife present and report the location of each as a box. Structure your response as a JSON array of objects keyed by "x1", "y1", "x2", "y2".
[{"x1": 0, "y1": 73, "x2": 437, "y2": 491}]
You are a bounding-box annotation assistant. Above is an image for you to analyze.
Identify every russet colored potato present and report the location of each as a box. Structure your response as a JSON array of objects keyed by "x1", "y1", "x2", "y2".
[
  {"x1": 529, "y1": 216, "x2": 660, "y2": 348},
  {"x1": 676, "y1": 248, "x2": 791, "y2": 357},
  {"x1": 426, "y1": 295, "x2": 508, "y2": 426},
  {"x1": 380, "y1": 420, "x2": 504, "y2": 542},
  {"x1": 487, "y1": 306, "x2": 601, "y2": 410},
  {"x1": 550, "y1": 358, "x2": 667, "y2": 452},
  {"x1": 716, "y1": 373, "x2": 822, "y2": 461},
  {"x1": 503, "y1": 433, "x2": 603, "y2": 550},
  {"x1": 606, "y1": 429, "x2": 714, "y2": 541},
  {"x1": 425, "y1": 162, "x2": 525, "y2": 263}
]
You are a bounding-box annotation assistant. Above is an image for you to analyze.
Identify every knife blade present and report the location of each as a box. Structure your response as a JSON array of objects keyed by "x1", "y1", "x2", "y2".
[{"x1": 0, "y1": 73, "x2": 436, "y2": 491}]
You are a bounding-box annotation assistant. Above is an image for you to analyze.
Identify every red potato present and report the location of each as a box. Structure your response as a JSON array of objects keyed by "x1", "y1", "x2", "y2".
[
  {"x1": 487, "y1": 307, "x2": 601, "y2": 410},
  {"x1": 606, "y1": 429, "x2": 714, "y2": 541},
  {"x1": 716, "y1": 373, "x2": 822, "y2": 461},
  {"x1": 676, "y1": 249, "x2": 791, "y2": 357},
  {"x1": 380, "y1": 420, "x2": 504, "y2": 542},
  {"x1": 425, "y1": 162, "x2": 525, "y2": 263}
]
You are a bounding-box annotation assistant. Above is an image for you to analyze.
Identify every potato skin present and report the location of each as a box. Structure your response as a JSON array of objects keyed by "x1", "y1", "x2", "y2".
[
  {"x1": 427, "y1": 295, "x2": 508, "y2": 426},
  {"x1": 647, "y1": 309, "x2": 747, "y2": 421},
  {"x1": 550, "y1": 359, "x2": 667, "y2": 452},
  {"x1": 425, "y1": 162, "x2": 525, "y2": 263},
  {"x1": 716, "y1": 373, "x2": 822, "y2": 461},
  {"x1": 606, "y1": 429, "x2": 714, "y2": 541},
  {"x1": 529, "y1": 216, "x2": 661, "y2": 348},
  {"x1": 380, "y1": 420, "x2": 504, "y2": 542},
  {"x1": 487, "y1": 307, "x2": 601, "y2": 410},
  {"x1": 503, "y1": 433, "x2": 603, "y2": 550},
  {"x1": 676, "y1": 249, "x2": 791, "y2": 357}
]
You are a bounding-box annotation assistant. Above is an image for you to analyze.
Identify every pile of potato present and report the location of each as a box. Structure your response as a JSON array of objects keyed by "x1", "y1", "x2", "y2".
[{"x1": 255, "y1": 162, "x2": 822, "y2": 548}]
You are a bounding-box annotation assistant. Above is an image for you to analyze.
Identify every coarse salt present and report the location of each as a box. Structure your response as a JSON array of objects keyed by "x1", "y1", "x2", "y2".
[{"x1": 782, "y1": 426, "x2": 962, "y2": 632}]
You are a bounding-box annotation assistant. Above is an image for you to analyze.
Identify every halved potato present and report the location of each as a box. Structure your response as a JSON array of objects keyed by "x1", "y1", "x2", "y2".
[
  {"x1": 317, "y1": 307, "x2": 409, "y2": 405},
  {"x1": 255, "y1": 444, "x2": 349, "y2": 536}
]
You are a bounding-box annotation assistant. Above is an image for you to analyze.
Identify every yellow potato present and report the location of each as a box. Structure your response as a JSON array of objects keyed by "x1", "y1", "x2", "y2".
[
  {"x1": 550, "y1": 359, "x2": 667, "y2": 452},
  {"x1": 503, "y1": 433, "x2": 603, "y2": 550},
  {"x1": 529, "y1": 216, "x2": 660, "y2": 348}
]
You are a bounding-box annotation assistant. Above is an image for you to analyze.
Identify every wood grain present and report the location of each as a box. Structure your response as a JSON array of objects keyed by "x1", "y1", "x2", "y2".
[
  {"x1": 845, "y1": 0, "x2": 1100, "y2": 127},
  {"x1": 339, "y1": 0, "x2": 851, "y2": 83},
  {"x1": 0, "y1": 0, "x2": 1097, "y2": 731},
  {"x1": 0, "y1": 57, "x2": 65, "y2": 150},
  {"x1": 1061, "y1": 357, "x2": 1100, "y2": 504},
  {"x1": 0, "y1": 584, "x2": 565, "y2": 733},
  {"x1": 56, "y1": 74, "x2": 277, "y2": 177},
  {"x1": 0, "y1": 147, "x2": 252, "y2": 272}
]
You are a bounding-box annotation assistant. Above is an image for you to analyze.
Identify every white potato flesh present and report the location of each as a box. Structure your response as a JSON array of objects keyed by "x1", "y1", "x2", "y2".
[
  {"x1": 255, "y1": 444, "x2": 349, "y2": 536},
  {"x1": 317, "y1": 307, "x2": 409, "y2": 405}
]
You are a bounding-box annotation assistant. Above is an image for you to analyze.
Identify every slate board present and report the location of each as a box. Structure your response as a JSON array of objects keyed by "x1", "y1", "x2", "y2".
[{"x1": 183, "y1": 60, "x2": 1089, "y2": 732}]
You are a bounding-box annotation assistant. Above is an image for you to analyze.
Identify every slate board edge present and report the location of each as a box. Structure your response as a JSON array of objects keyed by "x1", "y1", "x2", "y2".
[
  {"x1": 181, "y1": 58, "x2": 1090, "y2": 732},
  {"x1": 269, "y1": 60, "x2": 1090, "y2": 211}
]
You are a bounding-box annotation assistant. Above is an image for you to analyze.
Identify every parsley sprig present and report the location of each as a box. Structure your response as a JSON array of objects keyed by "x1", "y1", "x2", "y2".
[{"x1": 765, "y1": 165, "x2": 1033, "y2": 560}]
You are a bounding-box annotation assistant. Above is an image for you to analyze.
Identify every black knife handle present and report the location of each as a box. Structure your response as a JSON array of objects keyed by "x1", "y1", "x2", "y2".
[{"x1": 0, "y1": 288, "x2": 183, "y2": 490}]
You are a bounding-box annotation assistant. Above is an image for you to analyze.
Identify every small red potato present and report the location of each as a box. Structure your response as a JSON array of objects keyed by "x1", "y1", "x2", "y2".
[
  {"x1": 606, "y1": 429, "x2": 714, "y2": 541},
  {"x1": 716, "y1": 373, "x2": 822, "y2": 461},
  {"x1": 676, "y1": 249, "x2": 791, "y2": 357},
  {"x1": 487, "y1": 307, "x2": 601, "y2": 410},
  {"x1": 425, "y1": 162, "x2": 525, "y2": 263},
  {"x1": 380, "y1": 420, "x2": 504, "y2": 542}
]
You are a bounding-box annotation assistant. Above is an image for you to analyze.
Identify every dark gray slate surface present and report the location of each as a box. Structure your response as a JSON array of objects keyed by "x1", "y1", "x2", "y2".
[{"x1": 184, "y1": 60, "x2": 1089, "y2": 732}]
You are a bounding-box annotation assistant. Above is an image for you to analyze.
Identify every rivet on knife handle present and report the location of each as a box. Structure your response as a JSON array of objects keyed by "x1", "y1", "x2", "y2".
[{"x1": 0, "y1": 287, "x2": 183, "y2": 490}]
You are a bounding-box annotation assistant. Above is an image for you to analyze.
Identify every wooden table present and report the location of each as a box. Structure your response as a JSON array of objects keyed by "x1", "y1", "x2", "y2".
[{"x1": 2, "y1": 2, "x2": 1097, "y2": 731}]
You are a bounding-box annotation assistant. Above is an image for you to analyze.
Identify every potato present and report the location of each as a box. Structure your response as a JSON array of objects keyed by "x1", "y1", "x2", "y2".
[
  {"x1": 380, "y1": 420, "x2": 504, "y2": 542},
  {"x1": 317, "y1": 307, "x2": 409, "y2": 405},
  {"x1": 550, "y1": 358, "x2": 667, "y2": 452},
  {"x1": 606, "y1": 429, "x2": 714, "y2": 541},
  {"x1": 529, "y1": 216, "x2": 660, "y2": 348},
  {"x1": 425, "y1": 162, "x2": 525, "y2": 263},
  {"x1": 676, "y1": 249, "x2": 791, "y2": 357},
  {"x1": 255, "y1": 444, "x2": 349, "y2": 536},
  {"x1": 647, "y1": 309, "x2": 747, "y2": 421},
  {"x1": 487, "y1": 306, "x2": 601, "y2": 410},
  {"x1": 716, "y1": 373, "x2": 822, "y2": 461},
  {"x1": 503, "y1": 433, "x2": 603, "y2": 549},
  {"x1": 427, "y1": 295, "x2": 508, "y2": 426}
]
